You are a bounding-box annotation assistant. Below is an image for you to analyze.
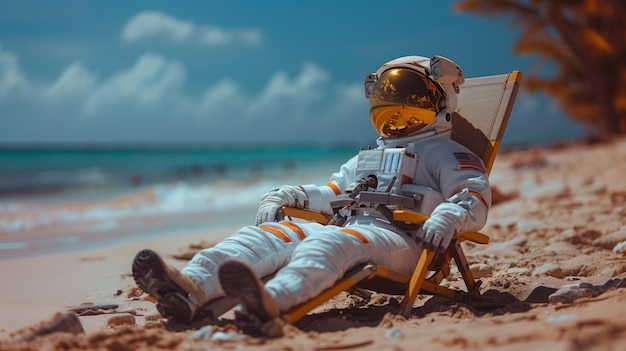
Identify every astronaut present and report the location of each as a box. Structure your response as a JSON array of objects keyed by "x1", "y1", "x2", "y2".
[{"x1": 132, "y1": 55, "x2": 491, "y2": 337}]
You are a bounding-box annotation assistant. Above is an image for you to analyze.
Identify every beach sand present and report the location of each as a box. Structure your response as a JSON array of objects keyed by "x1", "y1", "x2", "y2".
[{"x1": 2, "y1": 138, "x2": 626, "y2": 350}]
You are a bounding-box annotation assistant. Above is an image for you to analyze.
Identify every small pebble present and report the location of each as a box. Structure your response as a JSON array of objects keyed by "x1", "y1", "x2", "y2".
[
  {"x1": 470, "y1": 263, "x2": 493, "y2": 278},
  {"x1": 144, "y1": 313, "x2": 163, "y2": 321},
  {"x1": 548, "y1": 284, "x2": 594, "y2": 304},
  {"x1": 385, "y1": 329, "x2": 404, "y2": 339},
  {"x1": 594, "y1": 228, "x2": 626, "y2": 250},
  {"x1": 613, "y1": 241, "x2": 626, "y2": 254},
  {"x1": 194, "y1": 325, "x2": 214, "y2": 340},
  {"x1": 533, "y1": 263, "x2": 564, "y2": 278},
  {"x1": 489, "y1": 238, "x2": 527, "y2": 250},
  {"x1": 546, "y1": 314, "x2": 577, "y2": 323},
  {"x1": 507, "y1": 267, "x2": 530, "y2": 275},
  {"x1": 211, "y1": 331, "x2": 246, "y2": 341},
  {"x1": 13, "y1": 312, "x2": 84, "y2": 342},
  {"x1": 565, "y1": 276, "x2": 582, "y2": 281},
  {"x1": 107, "y1": 313, "x2": 135, "y2": 326}
]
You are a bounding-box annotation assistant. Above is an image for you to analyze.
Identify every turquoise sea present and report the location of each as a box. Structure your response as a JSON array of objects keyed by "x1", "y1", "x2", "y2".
[
  {"x1": 0, "y1": 147, "x2": 356, "y2": 196},
  {"x1": 0, "y1": 147, "x2": 356, "y2": 258}
]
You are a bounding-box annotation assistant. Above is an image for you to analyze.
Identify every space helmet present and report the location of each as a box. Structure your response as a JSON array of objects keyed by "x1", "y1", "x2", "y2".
[{"x1": 364, "y1": 55, "x2": 465, "y2": 138}]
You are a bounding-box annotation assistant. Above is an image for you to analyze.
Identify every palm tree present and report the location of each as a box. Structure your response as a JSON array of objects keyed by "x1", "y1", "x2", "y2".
[{"x1": 455, "y1": 0, "x2": 626, "y2": 138}]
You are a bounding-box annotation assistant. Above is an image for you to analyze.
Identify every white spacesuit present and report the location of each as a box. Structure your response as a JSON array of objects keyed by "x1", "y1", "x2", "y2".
[{"x1": 132, "y1": 55, "x2": 491, "y2": 337}]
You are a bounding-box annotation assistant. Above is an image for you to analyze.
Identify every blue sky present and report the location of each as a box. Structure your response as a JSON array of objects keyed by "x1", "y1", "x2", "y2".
[{"x1": 0, "y1": 0, "x2": 589, "y2": 147}]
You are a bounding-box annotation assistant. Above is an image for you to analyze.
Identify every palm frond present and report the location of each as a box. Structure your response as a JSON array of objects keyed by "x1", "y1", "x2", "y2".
[{"x1": 455, "y1": 0, "x2": 626, "y2": 135}]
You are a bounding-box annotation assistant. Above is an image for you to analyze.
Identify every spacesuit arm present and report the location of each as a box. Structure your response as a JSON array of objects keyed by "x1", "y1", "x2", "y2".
[
  {"x1": 418, "y1": 147, "x2": 491, "y2": 251},
  {"x1": 255, "y1": 156, "x2": 357, "y2": 225},
  {"x1": 436, "y1": 152, "x2": 491, "y2": 232},
  {"x1": 256, "y1": 185, "x2": 310, "y2": 225},
  {"x1": 298, "y1": 155, "x2": 358, "y2": 215}
]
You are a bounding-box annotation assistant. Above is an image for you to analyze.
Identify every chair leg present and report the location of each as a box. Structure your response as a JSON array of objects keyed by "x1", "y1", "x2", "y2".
[
  {"x1": 449, "y1": 240, "x2": 482, "y2": 301},
  {"x1": 450, "y1": 241, "x2": 474, "y2": 288},
  {"x1": 400, "y1": 248, "x2": 435, "y2": 317}
]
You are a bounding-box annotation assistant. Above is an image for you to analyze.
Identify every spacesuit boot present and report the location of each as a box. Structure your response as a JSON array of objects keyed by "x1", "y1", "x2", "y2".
[
  {"x1": 218, "y1": 258, "x2": 284, "y2": 337},
  {"x1": 132, "y1": 249, "x2": 208, "y2": 323}
]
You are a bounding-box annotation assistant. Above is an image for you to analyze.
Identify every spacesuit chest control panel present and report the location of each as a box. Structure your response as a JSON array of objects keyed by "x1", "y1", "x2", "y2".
[{"x1": 329, "y1": 147, "x2": 444, "y2": 227}]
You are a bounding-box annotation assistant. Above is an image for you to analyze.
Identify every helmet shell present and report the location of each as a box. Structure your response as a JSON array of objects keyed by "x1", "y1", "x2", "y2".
[{"x1": 365, "y1": 55, "x2": 464, "y2": 138}]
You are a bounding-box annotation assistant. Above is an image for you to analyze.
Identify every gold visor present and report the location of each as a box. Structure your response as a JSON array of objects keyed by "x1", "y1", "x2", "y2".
[{"x1": 370, "y1": 68, "x2": 444, "y2": 138}]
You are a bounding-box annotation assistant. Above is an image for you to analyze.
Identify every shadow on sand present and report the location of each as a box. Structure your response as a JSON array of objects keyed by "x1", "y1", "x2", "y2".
[
  {"x1": 291, "y1": 284, "x2": 561, "y2": 333},
  {"x1": 164, "y1": 279, "x2": 626, "y2": 335}
]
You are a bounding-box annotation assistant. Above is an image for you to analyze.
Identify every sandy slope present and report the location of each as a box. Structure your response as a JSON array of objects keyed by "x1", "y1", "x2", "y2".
[{"x1": 2, "y1": 138, "x2": 626, "y2": 351}]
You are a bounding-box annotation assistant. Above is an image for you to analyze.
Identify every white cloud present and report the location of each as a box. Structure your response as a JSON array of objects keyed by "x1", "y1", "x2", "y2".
[
  {"x1": 0, "y1": 45, "x2": 369, "y2": 145},
  {"x1": 238, "y1": 29, "x2": 264, "y2": 45},
  {"x1": 246, "y1": 62, "x2": 331, "y2": 122},
  {"x1": 122, "y1": 11, "x2": 264, "y2": 46},
  {"x1": 201, "y1": 79, "x2": 241, "y2": 105},
  {"x1": 0, "y1": 44, "x2": 31, "y2": 97},
  {"x1": 2, "y1": 43, "x2": 585, "y2": 146},
  {"x1": 199, "y1": 26, "x2": 229, "y2": 45},
  {"x1": 83, "y1": 53, "x2": 185, "y2": 115},
  {"x1": 45, "y1": 63, "x2": 98, "y2": 101},
  {"x1": 199, "y1": 79, "x2": 247, "y2": 119},
  {"x1": 122, "y1": 11, "x2": 193, "y2": 42}
]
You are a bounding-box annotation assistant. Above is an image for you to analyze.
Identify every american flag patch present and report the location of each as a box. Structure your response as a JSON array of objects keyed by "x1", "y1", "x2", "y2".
[{"x1": 454, "y1": 152, "x2": 486, "y2": 173}]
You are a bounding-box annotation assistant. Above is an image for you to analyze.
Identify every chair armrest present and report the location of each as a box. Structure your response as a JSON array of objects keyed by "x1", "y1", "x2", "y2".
[
  {"x1": 455, "y1": 231, "x2": 489, "y2": 244},
  {"x1": 393, "y1": 209, "x2": 489, "y2": 244},
  {"x1": 281, "y1": 206, "x2": 330, "y2": 224},
  {"x1": 393, "y1": 209, "x2": 429, "y2": 225}
]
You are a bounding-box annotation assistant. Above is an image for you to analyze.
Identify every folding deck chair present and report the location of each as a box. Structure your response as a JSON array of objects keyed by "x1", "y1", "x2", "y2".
[{"x1": 194, "y1": 70, "x2": 522, "y2": 324}]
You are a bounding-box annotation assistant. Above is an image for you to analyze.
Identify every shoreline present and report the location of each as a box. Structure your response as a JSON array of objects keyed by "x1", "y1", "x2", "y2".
[{"x1": 0, "y1": 207, "x2": 256, "y2": 260}]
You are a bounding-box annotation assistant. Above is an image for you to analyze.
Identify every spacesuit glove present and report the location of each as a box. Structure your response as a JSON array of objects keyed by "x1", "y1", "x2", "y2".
[
  {"x1": 416, "y1": 202, "x2": 467, "y2": 253},
  {"x1": 255, "y1": 185, "x2": 308, "y2": 225}
]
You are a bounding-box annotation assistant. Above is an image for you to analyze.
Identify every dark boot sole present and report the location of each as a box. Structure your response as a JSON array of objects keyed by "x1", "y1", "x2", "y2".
[
  {"x1": 132, "y1": 249, "x2": 195, "y2": 323},
  {"x1": 157, "y1": 293, "x2": 196, "y2": 323},
  {"x1": 219, "y1": 260, "x2": 284, "y2": 337},
  {"x1": 218, "y1": 260, "x2": 270, "y2": 319}
]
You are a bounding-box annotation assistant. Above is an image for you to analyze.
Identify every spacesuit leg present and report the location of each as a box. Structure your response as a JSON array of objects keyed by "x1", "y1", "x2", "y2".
[
  {"x1": 181, "y1": 222, "x2": 306, "y2": 301},
  {"x1": 264, "y1": 223, "x2": 422, "y2": 312}
]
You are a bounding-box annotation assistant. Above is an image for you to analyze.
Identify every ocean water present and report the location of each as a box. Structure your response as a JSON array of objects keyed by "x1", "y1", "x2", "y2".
[{"x1": 0, "y1": 147, "x2": 356, "y2": 258}]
